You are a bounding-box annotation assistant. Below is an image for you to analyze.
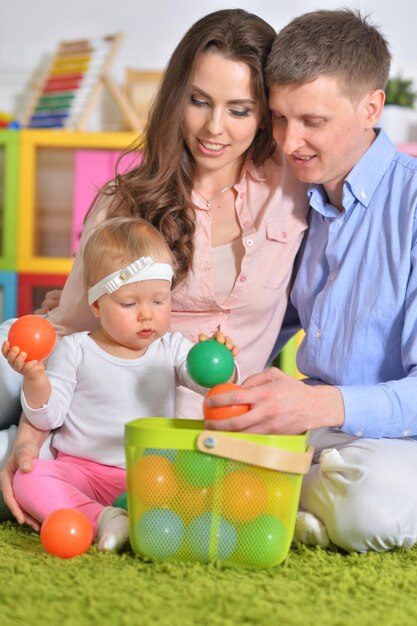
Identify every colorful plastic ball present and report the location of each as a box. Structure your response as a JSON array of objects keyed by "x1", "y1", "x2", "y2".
[
  {"x1": 113, "y1": 491, "x2": 128, "y2": 511},
  {"x1": 133, "y1": 508, "x2": 184, "y2": 561},
  {"x1": 131, "y1": 455, "x2": 178, "y2": 506},
  {"x1": 186, "y1": 512, "x2": 237, "y2": 563},
  {"x1": 264, "y1": 473, "x2": 295, "y2": 520},
  {"x1": 176, "y1": 450, "x2": 225, "y2": 488},
  {"x1": 238, "y1": 514, "x2": 287, "y2": 568},
  {"x1": 8, "y1": 315, "x2": 56, "y2": 362},
  {"x1": 221, "y1": 471, "x2": 267, "y2": 522},
  {"x1": 142, "y1": 447, "x2": 177, "y2": 461},
  {"x1": 172, "y1": 482, "x2": 212, "y2": 520},
  {"x1": 203, "y1": 383, "x2": 250, "y2": 421},
  {"x1": 40, "y1": 509, "x2": 93, "y2": 559},
  {"x1": 186, "y1": 340, "x2": 234, "y2": 387}
]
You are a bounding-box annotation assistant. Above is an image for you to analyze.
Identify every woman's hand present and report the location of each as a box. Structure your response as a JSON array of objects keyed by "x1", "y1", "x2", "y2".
[
  {"x1": 0, "y1": 441, "x2": 41, "y2": 530},
  {"x1": 34, "y1": 289, "x2": 62, "y2": 315},
  {"x1": 0, "y1": 415, "x2": 49, "y2": 531}
]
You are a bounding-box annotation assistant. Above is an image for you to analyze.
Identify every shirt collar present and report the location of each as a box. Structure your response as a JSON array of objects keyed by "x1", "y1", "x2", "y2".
[
  {"x1": 241, "y1": 159, "x2": 266, "y2": 183},
  {"x1": 308, "y1": 128, "x2": 397, "y2": 215},
  {"x1": 344, "y1": 128, "x2": 396, "y2": 208}
]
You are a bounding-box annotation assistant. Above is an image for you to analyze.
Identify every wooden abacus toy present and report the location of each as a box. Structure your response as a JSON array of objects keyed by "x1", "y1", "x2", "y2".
[{"x1": 22, "y1": 33, "x2": 140, "y2": 131}]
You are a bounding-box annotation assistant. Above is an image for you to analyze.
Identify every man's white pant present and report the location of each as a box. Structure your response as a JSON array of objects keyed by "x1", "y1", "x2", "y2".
[{"x1": 301, "y1": 428, "x2": 417, "y2": 552}]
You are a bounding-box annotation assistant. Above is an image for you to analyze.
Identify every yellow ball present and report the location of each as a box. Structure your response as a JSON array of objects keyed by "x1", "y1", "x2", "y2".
[{"x1": 253, "y1": 468, "x2": 296, "y2": 523}]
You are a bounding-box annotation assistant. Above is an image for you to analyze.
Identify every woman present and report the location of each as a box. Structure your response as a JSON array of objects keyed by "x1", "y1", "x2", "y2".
[{"x1": 0, "y1": 8, "x2": 308, "y2": 527}]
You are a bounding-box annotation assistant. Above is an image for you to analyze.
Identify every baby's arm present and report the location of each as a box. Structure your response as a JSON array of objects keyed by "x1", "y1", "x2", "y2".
[{"x1": 1, "y1": 341, "x2": 52, "y2": 409}]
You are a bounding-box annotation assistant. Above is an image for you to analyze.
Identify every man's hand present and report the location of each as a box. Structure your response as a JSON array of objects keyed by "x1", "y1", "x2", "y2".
[{"x1": 204, "y1": 367, "x2": 345, "y2": 434}]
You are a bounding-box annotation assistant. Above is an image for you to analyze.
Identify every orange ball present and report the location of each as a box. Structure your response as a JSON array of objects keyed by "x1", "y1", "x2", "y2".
[
  {"x1": 40, "y1": 509, "x2": 93, "y2": 558},
  {"x1": 220, "y1": 471, "x2": 267, "y2": 522},
  {"x1": 173, "y1": 482, "x2": 213, "y2": 520},
  {"x1": 8, "y1": 315, "x2": 56, "y2": 362},
  {"x1": 203, "y1": 383, "x2": 250, "y2": 421},
  {"x1": 130, "y1": 455, "x2": 179, "y2": 506}
]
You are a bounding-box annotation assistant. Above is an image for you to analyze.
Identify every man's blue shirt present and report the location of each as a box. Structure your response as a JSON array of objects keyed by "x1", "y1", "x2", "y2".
[{"x1": 287, "y1": 129, "x2": 417, "y2": 438}]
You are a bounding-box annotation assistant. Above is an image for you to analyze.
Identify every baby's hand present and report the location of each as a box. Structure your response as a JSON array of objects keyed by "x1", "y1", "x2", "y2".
[
  {"x1": 1, "y1": 341, "x2": 46, "y2": 380},
  {"x1": 198, "y1": 331, "x2": 239, "y2": 358}
]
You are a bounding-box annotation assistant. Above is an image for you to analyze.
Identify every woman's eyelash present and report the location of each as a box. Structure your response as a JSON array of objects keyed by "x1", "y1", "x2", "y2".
[
  {"x1": 191, "y1": 96, "x2": 207, "y2": 107},
  {"x1": 191, "y1": 96, "x2": 252, "y2": 118},
  {"x1": 231, "y1": 109, "x2": 251, "y2": 118}
]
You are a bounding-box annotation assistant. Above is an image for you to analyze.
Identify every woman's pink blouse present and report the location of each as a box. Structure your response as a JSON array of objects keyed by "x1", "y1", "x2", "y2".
[{"x1": 48, "y1": 149, "x2": 309, "y2": 381}]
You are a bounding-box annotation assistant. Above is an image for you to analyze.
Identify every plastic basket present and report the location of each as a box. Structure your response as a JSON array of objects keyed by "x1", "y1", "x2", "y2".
[{"x1": 125, "y1": 418, "x2": 313, "y2": 569}]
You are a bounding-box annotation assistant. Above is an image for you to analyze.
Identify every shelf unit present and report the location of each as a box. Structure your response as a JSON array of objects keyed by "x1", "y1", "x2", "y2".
[
  {"x1": 0, "y1": 130, "x2": 19, "y2": 271},
  {"x1": 17, "y1": 272, "x2": 68, "y2": 317},
  {"x1": 17, "y1": 129, "x2": 138, "y2": 274},
  {"x1": 0, "y1": 271, "x2": 17, "y2": 319},
  {"x1": 0, "y1": 129, "x2": 139, "y2": 321}
]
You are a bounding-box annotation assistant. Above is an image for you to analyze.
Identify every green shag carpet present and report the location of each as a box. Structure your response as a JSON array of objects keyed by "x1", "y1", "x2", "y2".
[{"x1": 2, "y1": 521, "x2": 417, "y2": 626}]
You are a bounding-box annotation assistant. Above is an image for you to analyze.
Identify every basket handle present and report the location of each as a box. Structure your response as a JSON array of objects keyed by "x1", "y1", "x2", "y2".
[{"x1": 196, "y1": 431, "x2": 314, "y2": 474}]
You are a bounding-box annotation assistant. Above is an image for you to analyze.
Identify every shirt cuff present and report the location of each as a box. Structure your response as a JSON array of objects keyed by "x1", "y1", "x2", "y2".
[
  {"x1": 336, "y1": 384, "x2": 390, "y2": 438},
  {"x1": 20, "y1": 390, "x2": 51, "y2": 430},
  {"x1": 234, "y1": 361, "x2": 241, "y2": 384}
]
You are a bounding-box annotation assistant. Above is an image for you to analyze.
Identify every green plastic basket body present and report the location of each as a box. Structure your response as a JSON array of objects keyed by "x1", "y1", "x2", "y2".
[{"x1": 125, "y1": 418, "x2": 311, "y2": 569}]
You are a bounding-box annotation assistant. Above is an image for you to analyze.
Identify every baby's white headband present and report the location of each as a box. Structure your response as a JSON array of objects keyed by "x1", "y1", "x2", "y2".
[{"x1": 88, "y1": 256, "x2": 174, "y2": 305}]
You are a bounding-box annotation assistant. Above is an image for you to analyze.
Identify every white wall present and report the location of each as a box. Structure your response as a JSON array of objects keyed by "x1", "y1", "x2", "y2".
[{"x1": 1, "y1": 0, "x2": 417, "y2": 124}]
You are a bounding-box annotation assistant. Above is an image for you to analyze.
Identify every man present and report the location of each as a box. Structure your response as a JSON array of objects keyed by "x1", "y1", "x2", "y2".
[{"x1": 206, "y1": 8, "x2": 417, "y2": 553}]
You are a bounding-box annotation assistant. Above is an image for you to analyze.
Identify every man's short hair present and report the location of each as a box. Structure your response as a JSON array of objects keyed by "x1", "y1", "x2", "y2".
[{"x1": 266, "y1": 8, "x2": 391, "y2": 101}]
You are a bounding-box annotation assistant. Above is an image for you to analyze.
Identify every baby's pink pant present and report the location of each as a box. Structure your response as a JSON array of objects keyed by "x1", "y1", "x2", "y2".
[{"x1": 13, "y1": 453, "x2": 126, "y2": 536}]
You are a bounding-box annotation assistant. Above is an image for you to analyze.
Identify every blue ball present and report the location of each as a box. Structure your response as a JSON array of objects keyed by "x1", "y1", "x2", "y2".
[
  {"x1": 142, "y1": 448, "x2": 177, "y2": 461},
  {"x1": 133, "y1": 508, "x2": 184, "y2": 561},
  {"x1": 186, "y1": 512, "x2": 237, "y2": 563}
]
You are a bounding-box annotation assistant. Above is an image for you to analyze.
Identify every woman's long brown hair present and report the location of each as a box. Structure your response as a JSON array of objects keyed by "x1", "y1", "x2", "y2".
[{"x1": 98, "y1": 9, "x2": 276, "y2": 286}]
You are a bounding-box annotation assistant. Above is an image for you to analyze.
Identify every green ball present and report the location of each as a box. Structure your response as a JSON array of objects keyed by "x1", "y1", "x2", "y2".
[
  {"x1": 238, "y1": 515, "x2": 288, "y2": 569},
  {"x1": 186, "y1": 340, "x2": 234, "y2": 387},
  {"x1": 113, "y1": 492, "x2": 128, "y2": 511},
  {"x1": 176, "y1": 450, "x2": 226, "y2": 487}
]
